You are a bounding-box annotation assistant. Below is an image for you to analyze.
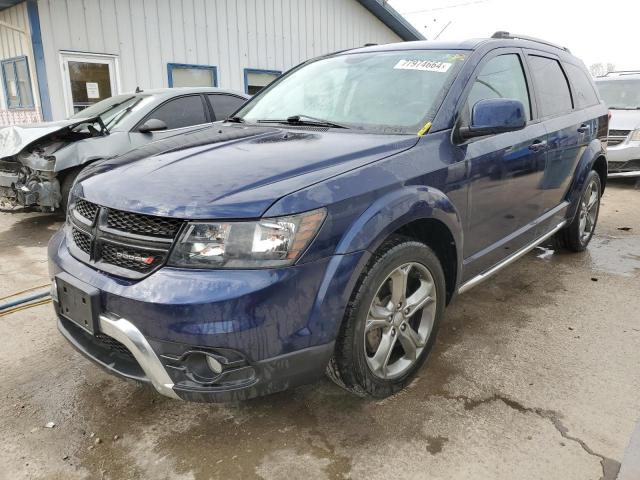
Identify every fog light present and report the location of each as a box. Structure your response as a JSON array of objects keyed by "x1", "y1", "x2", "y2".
[{"x1": 206, "y1": 355, "x2": 223, "y2": 374}]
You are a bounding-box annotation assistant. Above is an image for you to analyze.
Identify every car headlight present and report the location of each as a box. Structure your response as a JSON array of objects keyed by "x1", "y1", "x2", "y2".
[
  {"x1": 630, "y1": 129, "x2": 640, "y2": 142},
  {"x1": 168, "y1": 208, "x2": 326, "y2": 268}
]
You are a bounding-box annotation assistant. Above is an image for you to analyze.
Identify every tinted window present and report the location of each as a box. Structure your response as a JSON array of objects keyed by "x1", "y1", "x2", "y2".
[
  {"x1": 465, "y1": 54, "x2": 531, "y2": 122},
  {"x1": 564, "y1": 63, "x2": 599, "y2": 108},
  {"x1": 146, "y1": 96, "x2": 207, "y2": 130},
  {"x1": 208, "y1": 94, "x2": 246, "y2": 120},
  {"x1": 528, "y1": 56, "x2": 573, "y2": 117}
]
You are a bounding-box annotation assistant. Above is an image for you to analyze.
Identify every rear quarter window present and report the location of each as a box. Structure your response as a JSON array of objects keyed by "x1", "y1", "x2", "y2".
[
  {"x1": 527, "y1": 55, "x2": 573, "y2": 117},
  {"x1": 563, "y1": 63, "x2": 599, "y2": 108}
]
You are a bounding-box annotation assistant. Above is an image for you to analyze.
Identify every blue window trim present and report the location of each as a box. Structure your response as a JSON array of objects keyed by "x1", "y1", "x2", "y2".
[
  {"x1": 1, "y1": 55, "x2": 35, "y2": 109},
  {"x1": 167, "y1": 63, "x2": 218, "y2": 88},
  {"x1": 27, "y1": 0, "x2": 52, "y2": 120},
  {"x1": 243, "y1": 68, "x2": 282, "y2": 94}
]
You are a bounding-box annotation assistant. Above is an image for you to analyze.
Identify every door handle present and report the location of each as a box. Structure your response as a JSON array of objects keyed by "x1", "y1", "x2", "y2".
[
  {"x1": 528, "y1": 140, "x2": 547, "y2": 152},
  {"x1": 577, "y1": 124, "x2": 591, "y2": 133}
]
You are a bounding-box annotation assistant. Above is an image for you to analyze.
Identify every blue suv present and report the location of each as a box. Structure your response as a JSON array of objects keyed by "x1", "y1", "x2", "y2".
[{"x1": 48, "y1": 33, "x2": 608, "y2": 402}]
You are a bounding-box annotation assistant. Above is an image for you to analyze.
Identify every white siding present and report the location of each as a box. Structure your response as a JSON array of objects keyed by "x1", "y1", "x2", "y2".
[
  {"x1": 37, "y1": 0, "x2": 402, "y2": 120},
  {"x1": 0, "y1": 2, "x2": 40, "y2": 112}
]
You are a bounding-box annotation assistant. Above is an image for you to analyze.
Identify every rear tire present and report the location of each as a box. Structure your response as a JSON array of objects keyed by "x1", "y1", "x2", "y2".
[
  {"x1": 557, "y1": 170, "x2": 601, "y2": 252},
  {"x1": 327, "y1": 235, "x2": 446, "y2": 398}
]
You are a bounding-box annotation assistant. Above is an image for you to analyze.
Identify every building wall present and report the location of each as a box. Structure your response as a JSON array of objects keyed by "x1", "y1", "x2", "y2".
[
  {"x1": 0, "y1": 1, "x2": 41, "y2": 123},
  {"x1": 37, "y1": 0, "x2": 402, "y2": 120}
]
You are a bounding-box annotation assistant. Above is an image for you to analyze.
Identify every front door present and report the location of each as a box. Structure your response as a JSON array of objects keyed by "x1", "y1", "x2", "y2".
[
  {"x1": 457, "y1": 50, "x2": 547, "y2": 281},
  {"x1": 60, "y1": 52, "x2": 119, "y2": 117}
]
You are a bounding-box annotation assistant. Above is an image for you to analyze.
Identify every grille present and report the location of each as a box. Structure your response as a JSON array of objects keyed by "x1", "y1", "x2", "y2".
[
  {"x1": 99, "y1": 243, "x2": 162, "y2": 273},
  {"x1": 609, "y1": 129, "x2": 631, "y2": 137},
  {"x1": 106, "y1": 209, "x2": 182, "y2": 238},
  {"x1": 75, "y1": 198, "x2": 99, "y2": 222},
  {"x1": 94, "y1": 333, "x2": 135, "y2": 359},
  {"x1": 607, "y1": 129, "x2": 630, "y2": 147},
  {"x1": 71, "y1": 227, "x2": 92, "y2": 255},
  {"x1": 69, "y1": 200, "x2": 181, "y2": 278},
  {"x1": 609, "y1": 159, "x2": 640, "y2": 172}
]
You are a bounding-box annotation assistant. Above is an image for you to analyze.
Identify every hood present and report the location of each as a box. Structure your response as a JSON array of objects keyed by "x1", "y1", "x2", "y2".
[
  {"x1": 0, "y1": 117, "x2": 101, "y2": 159},
  {"x1": 608, "y1": 109, "x2": 640, "y2": 131},
  {"x1": 77, "y1": 124, "x2": 418, "y2": 219}
]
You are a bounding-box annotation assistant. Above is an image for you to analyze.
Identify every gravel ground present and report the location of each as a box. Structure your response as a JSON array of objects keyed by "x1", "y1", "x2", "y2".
[{"x1": 0, "y1": 179, "x2": 638, "y2": 480}]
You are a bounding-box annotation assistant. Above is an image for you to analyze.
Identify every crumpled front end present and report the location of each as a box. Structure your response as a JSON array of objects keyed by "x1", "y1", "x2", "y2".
[
  {"x1": 0, "y1": 121, "x2": 96, "y2": 210},
  {"x1": 0, "y1": 150, "x2": 61, "y2": 209}
]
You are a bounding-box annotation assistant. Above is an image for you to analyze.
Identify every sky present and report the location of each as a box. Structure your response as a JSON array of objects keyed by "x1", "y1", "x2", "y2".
[{"x1": 388, "y1": 0, "x2": 640, "y2": 71}]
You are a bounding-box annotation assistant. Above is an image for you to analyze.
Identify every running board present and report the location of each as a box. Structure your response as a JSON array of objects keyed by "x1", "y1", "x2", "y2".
[{"x1": 457, "y1": 221, "x2": 567, "y2": 294}]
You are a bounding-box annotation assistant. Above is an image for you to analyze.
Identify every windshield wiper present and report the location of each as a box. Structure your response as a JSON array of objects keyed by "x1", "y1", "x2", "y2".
[
  {"x1": 225, "y1": 116, "x2": 245, "y2": 123},
  {"x1": 257, "y1": 115, "x2": 350, "y2": 129},
  {"x1": 104, "y1": 97, "x2": 144, "y2": 130}
]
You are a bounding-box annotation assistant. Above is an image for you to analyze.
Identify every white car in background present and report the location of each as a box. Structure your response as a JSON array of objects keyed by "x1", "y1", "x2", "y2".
[
  {"x1": 0, "y1": 87, "x2": 249, "y2": 211},
  {"x1": 595, "y1": 72, "x2": 640, "y2": 178}
]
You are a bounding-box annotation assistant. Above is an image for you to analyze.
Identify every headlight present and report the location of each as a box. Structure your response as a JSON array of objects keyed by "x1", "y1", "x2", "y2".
[
  {"x1": 630, "y1": 129, "x2": 640, "y2": 142},
  {"x1": 168, "y1": 208, "x2": 326, "y2": 268}
]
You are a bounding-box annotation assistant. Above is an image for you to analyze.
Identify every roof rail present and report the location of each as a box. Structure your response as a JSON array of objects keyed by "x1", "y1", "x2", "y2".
[
  {"x1": 491, "y1": 31, "x2": 570, "y2": 53},
  {"x1": 603, "y1": 70, "x2": 640, "y2": 77}
]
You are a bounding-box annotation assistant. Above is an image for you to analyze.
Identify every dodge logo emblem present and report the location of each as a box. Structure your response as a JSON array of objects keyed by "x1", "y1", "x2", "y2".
[{"x1": 115, "y1": 251, "x2": 155, "y2": 265}]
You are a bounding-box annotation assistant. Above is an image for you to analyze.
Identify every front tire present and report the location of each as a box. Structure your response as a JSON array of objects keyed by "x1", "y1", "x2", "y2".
[
  {"x1": 328, "y1": 235, "x2": 446, "y2": 398},
  {"x1": 558, "y1": 170, "x2": 601, "y2": 252}
]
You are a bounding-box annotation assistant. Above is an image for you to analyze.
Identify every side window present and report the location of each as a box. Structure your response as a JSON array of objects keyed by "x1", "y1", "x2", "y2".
[
  {"x1": 145, "y1": 96, "x2": 207, "y2": 130},
  {"x1": 465, "y1": 54, "x2": 531, "y2": 124},
  {"x1": 527, "y1": 55, "x2": 573, "y2": 117},
  {"x1": 207, "y1": 94, "x2": 246, "y2": 120},
  {"x1": 563, "y1": 63, "x2": 599, "y2": 109},
  {"x1": 1, "y1": 57, "x2": 34, "y2": 108}
]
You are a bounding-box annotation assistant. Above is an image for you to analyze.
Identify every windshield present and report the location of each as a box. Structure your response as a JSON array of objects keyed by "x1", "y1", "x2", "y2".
[
  {"x1": 237, "y1": 50, "x2": 467, "y2": 133},
  {"x1": 595, "y1": 79, "x2": 640, "y2": 109},
  {"x1": 70, "y1": 94, "x2": 152, "y2": 129}
]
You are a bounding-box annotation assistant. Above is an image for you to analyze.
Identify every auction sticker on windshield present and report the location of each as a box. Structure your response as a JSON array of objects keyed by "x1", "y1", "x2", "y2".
[{"x1": 393, "y1": 60, "x2": 452, "y2": 72}]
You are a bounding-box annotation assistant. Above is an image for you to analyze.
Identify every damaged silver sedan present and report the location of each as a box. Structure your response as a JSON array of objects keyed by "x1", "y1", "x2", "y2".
[{"x1": 0, "y1": 87, "x2": 248, "y2": 211}]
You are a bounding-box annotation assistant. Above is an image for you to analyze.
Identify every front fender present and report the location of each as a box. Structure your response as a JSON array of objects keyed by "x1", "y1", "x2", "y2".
[
  {"x1": 306, "y1": 186, "x2": 464, "y2": 344},
  {"x1": 335, "y1": 185, "x2": 463, "y2": 257}
]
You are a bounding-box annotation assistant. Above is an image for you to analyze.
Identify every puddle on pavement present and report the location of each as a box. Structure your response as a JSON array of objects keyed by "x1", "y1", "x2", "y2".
[{"x1": 586, "y1": 234, "x2": 640, "y2": 277}]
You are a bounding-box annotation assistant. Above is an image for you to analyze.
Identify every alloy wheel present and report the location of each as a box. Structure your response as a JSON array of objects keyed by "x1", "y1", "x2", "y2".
[
  {"x1": 578, "y1": 178, "x2": 599, "y2": 244},
  {"x1": 364, "y1": 262, "x2": 436, "y2": 380}
]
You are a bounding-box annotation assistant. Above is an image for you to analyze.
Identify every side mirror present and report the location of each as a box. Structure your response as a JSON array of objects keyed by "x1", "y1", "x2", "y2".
[
  {"x1": 138, "y1": 118, "x2": 168, "y2": 133},
  {"x1": 459, "y1": 98, "x2": 526, "y2": 140}
]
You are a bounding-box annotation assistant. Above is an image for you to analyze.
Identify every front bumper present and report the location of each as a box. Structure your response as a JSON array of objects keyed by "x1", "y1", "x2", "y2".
[
  {"x1": 49, "y1": 228, "x2": 367, "y2": 401},
  {"x1": 607, "y1": 142, "x2": 640, "y2": 178}
]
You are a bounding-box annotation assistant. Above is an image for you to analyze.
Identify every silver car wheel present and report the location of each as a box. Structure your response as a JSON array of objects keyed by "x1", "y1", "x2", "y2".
[
  {"x1": 578, "y1": 178, "x2": 599, "y2": 244},
  {"x1": 364, "y1": 262, "x2": 436, "y2": 380}
]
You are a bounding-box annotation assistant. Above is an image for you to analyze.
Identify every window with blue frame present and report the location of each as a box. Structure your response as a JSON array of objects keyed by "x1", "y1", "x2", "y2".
[
  {"x1": 244, "y1": 69, "x2": 281, "y2": 95},
  {"x1": 1, "y1": 56, "x2": 34, "y2": 108},
  {"x1": 168, "y1": 63, "x2": 218, "y2": 88}
]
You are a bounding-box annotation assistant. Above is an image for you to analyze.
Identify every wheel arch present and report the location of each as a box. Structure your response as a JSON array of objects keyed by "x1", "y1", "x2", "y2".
[
  {"x1": 566, "y1": 140, "x2": 607, "y2": 219},
  {"x1": 335, "y1": 186, "x2": 463, "y2": 304}
]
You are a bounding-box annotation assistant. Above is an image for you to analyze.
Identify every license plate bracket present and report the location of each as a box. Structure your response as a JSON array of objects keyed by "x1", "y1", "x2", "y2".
[{"x1": 55, "y1": 272, "x2": 100, "y2": 335}]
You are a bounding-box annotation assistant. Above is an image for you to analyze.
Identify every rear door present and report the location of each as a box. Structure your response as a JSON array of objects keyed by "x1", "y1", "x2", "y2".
[
  {"x1": 525, "y1": 53, "x2": 589, "y2": 225},
  {"x1": 458, "y1": 49, "x2": 548, "y2": 280}
]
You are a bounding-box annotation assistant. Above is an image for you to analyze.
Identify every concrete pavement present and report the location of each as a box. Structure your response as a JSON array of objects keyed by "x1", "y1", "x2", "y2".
[{"x1": 0, "y1": 179, "x2": 638, "y2": 480}]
